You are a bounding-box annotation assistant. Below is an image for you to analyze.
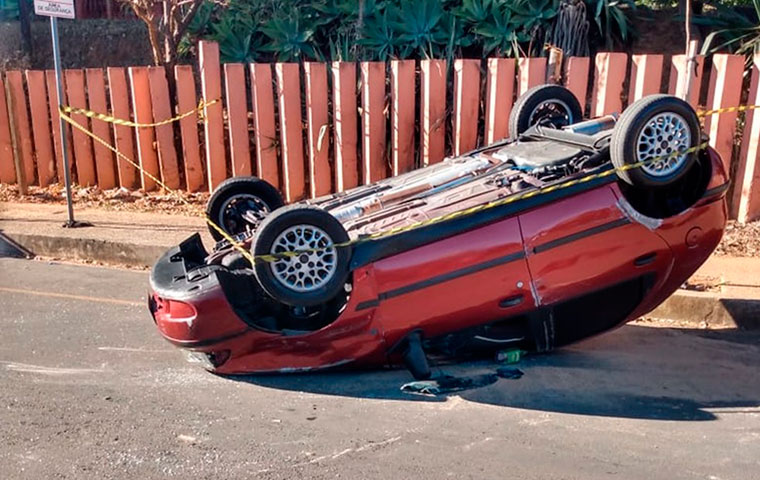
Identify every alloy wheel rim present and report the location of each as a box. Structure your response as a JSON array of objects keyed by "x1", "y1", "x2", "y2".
[
  {"x1": 636, "y1": 112, "x2": 692, "y2": 177},
  {"x1": 269, "y1": 225, "x2": 337, "y2": 292}
]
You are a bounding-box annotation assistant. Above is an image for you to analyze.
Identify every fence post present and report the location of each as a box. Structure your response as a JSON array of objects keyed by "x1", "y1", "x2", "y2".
[
  {"x1": 628, "y1": 54, "x2": 663, "y2": 103},
  {"x1": 591, "y1": 52, "x2": 627, "y2": 117},
  {"x1": 453, "y1": 59, "x2": 480, "y2": 155},
  {"x1": 563, "y1": 57, "x2": 590, "y2": 112},
  {"x1": 199, "y1": 41, "x2": 227, "y2": 191},
  {"x1": 6, "y1": 71, "x2": 36, "y2": 186},
  {"x1": 304, "y1": 62, "x2": 331, "y2": 197},
  {"x1": 4, "y1": 78, "x2": 26, "y2": 194},
  {"x1": 734, "y1": 53, "x2": 760, "y2": 223},
  {"x1": 390, "y1": 59, "x2": 415, "y2": 175},
  {"x1": 25, "y1": 70, "x2": 55, "y2": 186},
  {"x1": 420, "y1": 59, "x2": 446, "y2": 166},
  {"x1": 485, "y1": 57, "x2": 515, "y2": 144},
  {"x1": 0, "y1": 74, "x2": 15, "y2": 184},
  {"x1": 704, "y1": 54, "x2": 744, "y2": 174},
  {"x1": 223, "y1": 63, "x2": 252, "y2": 177},
  {"x1": 331, "y1": 62, "x2": 358, "y2": 191},
  {"x1": 360, "y1": 61, "x2": 387, "y2": 184},
  {"x1": 275, "y1": 62, "x2": 306, "y2": 201}
]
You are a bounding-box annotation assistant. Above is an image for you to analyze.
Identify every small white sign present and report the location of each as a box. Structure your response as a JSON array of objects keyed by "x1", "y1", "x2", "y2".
[{"x1": 34, "y1": 0, "x2": 76, "y2": 19}]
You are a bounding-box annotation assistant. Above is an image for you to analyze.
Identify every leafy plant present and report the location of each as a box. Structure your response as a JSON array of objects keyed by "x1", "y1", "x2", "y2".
[
  {"x1": 584, "y1": 0, "x2": 636, "y2": 50},
  {"x1": 696, "y1": 0, "x2": 760, "y2": 58},
  {"x1": 474, "y1": 5, "x2": 524, "y2": 57},
  {"x1": 261, "y1": 9, "x2": 321, "y2": 61},
  {"x1": 391, "y1": 0, "x2": 449, "y2": 58},
  {"x1": 360, "y1": 9, "x2": 399, "y2": 60}
]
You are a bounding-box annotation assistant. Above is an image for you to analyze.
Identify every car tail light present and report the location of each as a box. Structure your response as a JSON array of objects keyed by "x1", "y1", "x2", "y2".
[{"x1": 166, "y1": 299, "x2": 197, "y2": 323}]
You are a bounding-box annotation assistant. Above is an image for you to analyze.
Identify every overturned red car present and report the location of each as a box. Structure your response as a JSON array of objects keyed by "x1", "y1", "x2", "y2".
[{"x1": 149, "y1": 87, "x2": 728, "y2": 379}]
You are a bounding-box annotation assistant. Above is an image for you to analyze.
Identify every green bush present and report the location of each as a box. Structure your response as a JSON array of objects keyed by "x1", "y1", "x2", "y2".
[{"x1": 188, "y1": 0, "x2": 637, "y2": 63}]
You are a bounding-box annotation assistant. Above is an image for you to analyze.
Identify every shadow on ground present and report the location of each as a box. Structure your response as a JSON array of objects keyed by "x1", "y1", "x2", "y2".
[{"x1": 228, "y1": 324, "x2": 760, "y2": 422}]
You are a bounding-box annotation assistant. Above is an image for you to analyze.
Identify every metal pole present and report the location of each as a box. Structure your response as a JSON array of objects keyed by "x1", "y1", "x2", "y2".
[{"x1": 51, "y1": 16, "x2": 76, "y2": 227}]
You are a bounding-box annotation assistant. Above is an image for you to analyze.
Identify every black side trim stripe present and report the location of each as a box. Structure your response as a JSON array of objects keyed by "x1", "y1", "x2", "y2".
[
  {"x1": 168, "y1": 328, "x2": 250, "y2": 349},
  {"x1": 355, "y1": 299, "x2": 380, "y2": 311},
  {"x1": 702, "y1": 183, "x2": 730, "y2": 199},
  {"x1": 357, "y1": 251, "x2": 526, "y2": 311},
  {"x1": 532, "y1": 217, "x2": 631, "y2": 254}
]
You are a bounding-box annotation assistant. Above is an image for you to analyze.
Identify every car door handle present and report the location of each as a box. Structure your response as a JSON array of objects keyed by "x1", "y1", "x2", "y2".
[
  {"x1": 499, "y1": 294, "x2": 524, "y2": 308},
  {"x1": 634, "y1": 252, "x2": 657, "y2": 266}
]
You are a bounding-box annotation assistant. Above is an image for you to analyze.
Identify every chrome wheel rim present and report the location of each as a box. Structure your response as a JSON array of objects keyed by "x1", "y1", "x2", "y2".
[
  {"x1": 269, "y1": 225, "x2": 337, "y2": 292},
  {"x1": 528, "y1": 99, "x2": 574, "y2": 127},
  {"x1": 637, "y1": 112, "x2": 692, "y2": 177},
  {"x1": 218, "y1": 193, "x2": 270, "y2": 234}
]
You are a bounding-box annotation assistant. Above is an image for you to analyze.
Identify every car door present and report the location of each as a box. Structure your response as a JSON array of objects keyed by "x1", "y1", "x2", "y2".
[
  {"x1": 519, "y1": 185, "x2": 674, "y2": 309},
  {"x1": 371, "y1": 216, "x2": 537, "y2": 342}
]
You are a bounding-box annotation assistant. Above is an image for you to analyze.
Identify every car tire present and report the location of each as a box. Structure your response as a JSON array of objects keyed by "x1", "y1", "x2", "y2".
[
  {"x1": 252, "y1": 205, "x2": 351, "y2": 307},
  {"x1": 206, "y1": 176, "x2": 284, "y2": 241},
  {"x1": 508, "y1": 84, "x2": 583, "y2": 138},
  {"x1": 611, "y1": 95, "x2": 701, "y2": 187}
]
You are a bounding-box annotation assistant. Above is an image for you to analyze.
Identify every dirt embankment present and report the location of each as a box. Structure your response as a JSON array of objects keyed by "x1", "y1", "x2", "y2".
[{"x1": 0, "y1": 19, "x2": 153, "y2": 71}]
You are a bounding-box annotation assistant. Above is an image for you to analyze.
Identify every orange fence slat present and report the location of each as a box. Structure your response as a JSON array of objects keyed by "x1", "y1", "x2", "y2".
[
  {"x1": 25, "y1": 70, "x2": 55, "y2": 185},
  {"x1": 224, "y1": 63, "x2": 252, "y2": 177},
  {"x1": 360, "y1": 61, "x2": 387, "y2": 184},
  {"x1": 6, "y1": 71, "x2": 37, "y2": 185},
  {"x1": 420, "y1": 59, "x2": 446, "y2": 166},
  {"x1": 390, "y1": 59, "x2": 415, "y2": 175},
  {"x1": 106, "y1": 67, "x2": 138, "y2": 189},
  {"x1": 275, "y1": 62, "x2": 306, "y2": 201},
  {"x1": 735, "y1": 53, "x2": 760, "y2": 223},
  {"x1": 85, "y1": 68, "x2": 117, "y2": 189},
  {"x1": 668, "y1": 54, "x2": 704, "y2": 107},
  {"x1": 250, "y1": 63, "x2": 280, "y2": 189},
  {"x1": 453, "y1": 59, "x2": 480, "y2": 155},
  {"x1": 0, "y1": 75, "x2": 15, "y2": 183},
  {"x1": 485, "y1": 57, "x2": 515, "y2": 144},
  {"x1": 199, "y1": 41, "x2": 227, "y2": 191},
  {"x1": 174, "y1": 65, "x2": 204, "y2": 192},
  {"x1": 304, "y1": 62, "x2": 331, "y2": 197},
  {"x1": 518, "y1": 57, "x2": 547, "y2": 95},
  {"x1": 47, "y1": 70, "x2": 74, "y2": 184},
  {"x1": 331, "y1": 62, "x2": 358, "y2": 191},
  {"x1": 64, "y1": 69, "x2": 97, "y2": 186},
  {"x1": 563, "y1": 57, "x2": 590, "y2": 110},
  {"x1": 704, "y1": 54, "x2": 744, "y2": 177},
  {"x1": 591, "y1": 52, "x2": 627, "y2": 117},
  {"x1": 147, "y1": 66, "x2": 180, "y2": 190},
  {"x1": 629, "y1": 54, "x2": 663, "y2": 103},
  {"x1": 128, "y1": 66, "x2": 159, "y2": 191}
]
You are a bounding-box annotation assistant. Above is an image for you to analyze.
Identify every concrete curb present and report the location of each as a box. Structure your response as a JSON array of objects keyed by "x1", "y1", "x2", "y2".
[
  {"x1": 6, "y1": 232, "x2": 167, "y2": 268},
  {"x1": 650, "y1": 291, "x2": 760, "y2": 330}
]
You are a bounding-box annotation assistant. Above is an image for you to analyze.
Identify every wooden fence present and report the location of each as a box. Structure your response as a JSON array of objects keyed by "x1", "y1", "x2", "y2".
[{"x1": 1, "y1": 41, "x2": 759, "y2": 222}]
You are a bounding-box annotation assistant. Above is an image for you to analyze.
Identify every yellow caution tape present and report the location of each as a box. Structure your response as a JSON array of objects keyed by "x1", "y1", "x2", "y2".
[
  {"x1": 57, "y1": 99, "x2": 730, "y2": 267},
  {"x1": 60, "y1": 98, "x2": 219, "y2": 128},
  {"x1": 698, "y1": 104, "x2": 760, "y2": 117},
  {"x1": 58, "y1": 108, "x2": 256, "y2": 267}
]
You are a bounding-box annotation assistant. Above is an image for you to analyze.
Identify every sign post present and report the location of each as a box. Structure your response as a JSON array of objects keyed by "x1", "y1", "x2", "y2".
[{"x1": 34, "y1": 0, "x2": 79, "y2": 227}]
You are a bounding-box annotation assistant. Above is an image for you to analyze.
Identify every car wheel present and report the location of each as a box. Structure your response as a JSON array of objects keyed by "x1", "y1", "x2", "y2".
[
  {"x1": 611, "y1": 95, "x2": 701, "y2": 187},
  {"x1": 252, "y1": 205, "x2": 351, "y2": 307},
  {"x1": 206, "y1": 176, "x2": 284, "y2": 241},
  {"x1": 508, "y1": 84, "x2": 583, "y2": 138}
]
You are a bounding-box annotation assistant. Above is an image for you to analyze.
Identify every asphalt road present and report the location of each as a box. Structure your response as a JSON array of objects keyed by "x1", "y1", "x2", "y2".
[{"x1": 0, "y1": 257, "x2": 758, "y2": 480}]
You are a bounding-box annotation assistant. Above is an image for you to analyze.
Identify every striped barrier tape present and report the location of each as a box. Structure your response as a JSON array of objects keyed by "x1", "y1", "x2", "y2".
[{"x1": 58, "y1": 100, "x2": 738, "y2": 266}]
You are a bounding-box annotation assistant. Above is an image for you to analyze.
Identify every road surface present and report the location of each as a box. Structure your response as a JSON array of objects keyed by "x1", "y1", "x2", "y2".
[{"x1": 0, "y1": 257, "x2": 758, "y2": 479}]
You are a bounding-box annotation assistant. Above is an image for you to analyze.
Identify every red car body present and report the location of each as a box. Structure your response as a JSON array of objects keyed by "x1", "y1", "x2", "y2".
[{"x1": 149, "y1": 146, "x2": 728, "y2": 375}]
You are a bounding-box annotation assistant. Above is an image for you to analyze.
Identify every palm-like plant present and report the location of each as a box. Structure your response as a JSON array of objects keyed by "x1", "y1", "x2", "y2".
[
  {"x1": 697, "y1": 0, "x2": 760, "y2": 58},
  {"x1": 391, "y1": 0, "x2": 449, "y2": 58},
  {"x1": 261, "y1": 10, "x2": 321, "y2": 61},
  {"x1": 474, "y1": 6, "x2": 524, "y2": 57}
]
